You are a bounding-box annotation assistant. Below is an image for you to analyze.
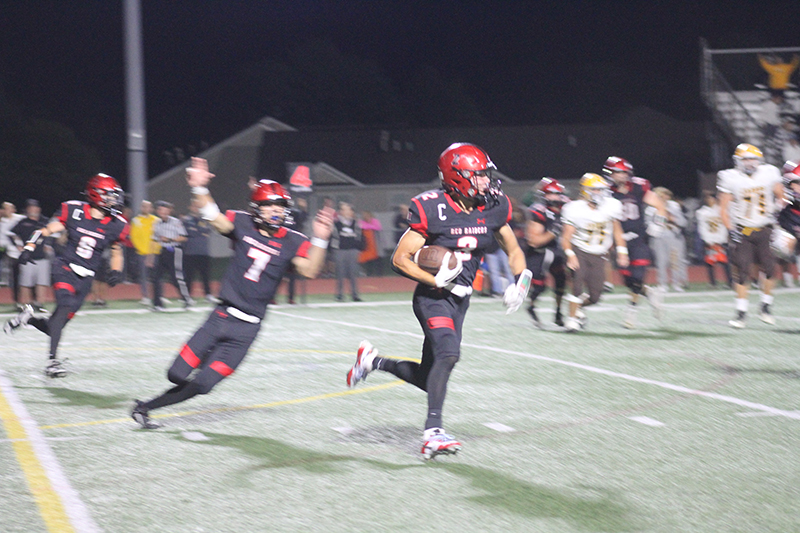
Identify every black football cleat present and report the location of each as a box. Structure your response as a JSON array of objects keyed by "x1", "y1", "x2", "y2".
[
  {"x1": 44, "y1": 358, "x2": 68, "y2": 378},
  {"x1": 131, "y1": 400, "x2": 161, "y2": 429}
]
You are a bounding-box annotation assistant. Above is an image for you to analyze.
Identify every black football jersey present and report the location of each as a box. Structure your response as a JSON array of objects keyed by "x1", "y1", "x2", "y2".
[
  {"x1": 218, "y1": 211, "x2": 311, "y2": 319},
  {"x1": 611, "y1": 177, "x2": 651, "y2": 236},
  {"x1": 56, "y1": 201, "x2": 130, "y2": 272},
  {"x1": 527, "y1": 203, "x2": 562, "y2": 252},
  {"x1": 408, "y1": 189, "x2": 512, "y2": 287},
  {"x1": 779, "y1": 201, "x2": 800, "y2": 237}
]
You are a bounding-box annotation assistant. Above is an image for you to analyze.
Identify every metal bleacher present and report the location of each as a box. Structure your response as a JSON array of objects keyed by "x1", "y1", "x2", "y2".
[{"x1": 700, "y1": 40, "x2": 800, "y2": 168}]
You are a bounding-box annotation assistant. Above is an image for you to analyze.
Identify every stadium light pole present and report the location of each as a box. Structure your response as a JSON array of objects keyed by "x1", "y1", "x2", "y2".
[{"x1": 123, "y1": 0, "x2": 147, "y2": 210}]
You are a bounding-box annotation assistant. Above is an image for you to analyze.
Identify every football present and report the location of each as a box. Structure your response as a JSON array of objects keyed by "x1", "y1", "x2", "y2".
[{"x1": 414, "y1": 245, "x2": 458, "y2": 275}]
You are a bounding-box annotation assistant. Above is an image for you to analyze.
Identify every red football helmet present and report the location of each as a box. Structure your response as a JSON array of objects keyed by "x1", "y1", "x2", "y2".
[
  {"x1": 782, "y1": 160, "x2": 800, "y2": 201},
  {"x1": 437, "y1": 143, "x2": 500, "y2": 205},
  {"x1": 249, "y1": 179, "x2": 292, "y2": 230},
  {"x1": 537, "y1": 177, "x2": 567, "y2": 211},
  {"x1": 783, "y1": 160, "x2": 800, "y2": 182},
  {"x1": 603, "y1": 156, "x2": 634, "y2": 178},
  {"x1": 85, "y1": 174, "x2": 123, "y2": 215}
]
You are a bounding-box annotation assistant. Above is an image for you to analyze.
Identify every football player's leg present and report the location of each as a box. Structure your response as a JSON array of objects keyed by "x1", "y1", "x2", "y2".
[
  {"x1": 551, "y1": 258, "x2": 567, "y2": 324},
  {"x1": 755, "y1": 229, "x2": 777, "y2": 323},
  {"x1": 373, "y1": 337, "x2": 431, "y2": 389},
  {"x1": 584, "y1": 254, "x2": 605, "y2": 306},
  {"x1": 423, "y1": 298, "x2": 467, "y2": 430},
  {"x1": 142, "y1": 318, "x2": 257, "y2": 412}
]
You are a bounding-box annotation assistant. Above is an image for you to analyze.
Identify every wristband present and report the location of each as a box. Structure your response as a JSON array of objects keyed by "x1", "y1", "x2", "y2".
[
  {"x1": 199, "y1": 201, "x2": 220, "y2": 220},
  {"x1": 617, "y1": 246, "x2": 629, "y2": 255},
  {"x1": 191, "y1": 186, "x2": 210, "y2": 196},
  {"x1": 310, "y1": 237, "x2": 329, "y2": 249},
  {"x1": 564, "y1": 248, "x2": 576, "y2": 258}
]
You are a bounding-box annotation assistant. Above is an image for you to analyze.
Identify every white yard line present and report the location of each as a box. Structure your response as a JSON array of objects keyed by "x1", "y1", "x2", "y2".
[
  {"x1": 0, "y1": 369, "x2": 101, "y2": 533},
  {"x1": 270, "y1": 310, "x2": 800, "y2": 421}
]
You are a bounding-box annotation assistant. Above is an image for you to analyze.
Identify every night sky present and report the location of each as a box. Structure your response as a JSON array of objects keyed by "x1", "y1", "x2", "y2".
[{"x1": 1, "y1": 1, "x2": 798, "y2": 188}]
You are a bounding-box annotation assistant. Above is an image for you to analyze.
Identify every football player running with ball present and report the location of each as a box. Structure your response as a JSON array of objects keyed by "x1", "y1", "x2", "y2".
[
  {"x1": 131, "y1": 157, "x2": 334, "y2": 429},
  {"x1": 4, "y1": 174, "x2": 129, "y2": 378},
  {"x1": 345, "y1": 143, "x2": 531, "y2": 459},
  {"x1": 561, "y1": 173, "x2": 628, "y2": 332}
]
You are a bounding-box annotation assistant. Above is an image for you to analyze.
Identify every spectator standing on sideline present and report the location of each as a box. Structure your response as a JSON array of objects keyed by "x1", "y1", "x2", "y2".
[
  {"x1": 130, "y1": 201, "x2": 160, "y2": 305},
  {"x1": 1, "y1": 202, "x2": 25, "y2": 308},
  {"x1": 392, "y1": 203, "x2": 410, "y2": 244},
  {"x1": 648, "y1": 187, "x2": 688, "y2": 292},
  {"x1": 695, "y1": 191, "x2": 732, "y2": 288},
  {"x1": 11, "y1": 199, "x2": 50, "y2": 311},
  {"x1": 182, "y1": 198, "x2": 218, "y2": 303},
  {"x1": 284, "y1": 197, "x2": 308, "y2": 304},
  {"x1": 358, "y1": 210, "x2": 383, "y2": 276},
  {"x1": 151, "y1": 201, "x2": 192, "y2": 311},
  {"x1": 332, "y1": 202, "x2": 362, "y2": 301}
]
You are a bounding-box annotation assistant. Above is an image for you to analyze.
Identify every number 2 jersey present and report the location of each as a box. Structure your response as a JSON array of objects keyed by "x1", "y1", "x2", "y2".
[
  {"x1": 408, "y1": 189, "x2": 512, "y2": 288},
  {"x1": 218, "y1": 210, "x2": 311, "y2": 320},
  {"x1": 56, "y1": 201, "x2": 130, "y2": 273},
  {"x1": 561, "y1": 197, "x2": 623, "y2": 255}
]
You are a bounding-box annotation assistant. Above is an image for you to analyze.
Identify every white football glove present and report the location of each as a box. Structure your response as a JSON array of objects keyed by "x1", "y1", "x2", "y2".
[
  {"x1": 444, "y1": 283, "x2": 473, "y2": 298},
  {"x1": 433, "y1": 252, "x2": 463, "y2": 288},
  {"x1": 503, "y1": 269, "x2": 533, "y2": 314}
]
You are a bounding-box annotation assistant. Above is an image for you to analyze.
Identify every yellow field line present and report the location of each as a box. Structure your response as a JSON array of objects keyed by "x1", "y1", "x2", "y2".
[
  {"x1": 41, "y1": 380, "x2": 405, "y2": 431},
  {"x1": 0, "y1": 384, "x2": 74, "y2": 532}
]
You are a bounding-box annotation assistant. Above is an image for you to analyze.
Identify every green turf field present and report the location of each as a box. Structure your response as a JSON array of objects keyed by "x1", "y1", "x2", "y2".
[{"x1": 1, "y1": 288, "x2": 799, "y2": 532}]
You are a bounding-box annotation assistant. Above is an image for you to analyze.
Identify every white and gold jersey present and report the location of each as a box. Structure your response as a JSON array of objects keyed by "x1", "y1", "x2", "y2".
[
  {"x1": 562, "y1": 197, "x2": 623, "y2": 255},
  {"x1": 695, "y1": 204, "x2": 728, "y2": 245},
  {"x1": 716, "y1": 164, "x2": 782, "y2": 228}
]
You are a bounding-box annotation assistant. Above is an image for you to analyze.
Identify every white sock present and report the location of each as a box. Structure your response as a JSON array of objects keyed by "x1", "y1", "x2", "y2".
[
  {"x1": 735, "y1": 298, "x2": 749, "y2": 313},
  {"x1": 761, "y1": 294, "x2": 774, "y2": 306}
]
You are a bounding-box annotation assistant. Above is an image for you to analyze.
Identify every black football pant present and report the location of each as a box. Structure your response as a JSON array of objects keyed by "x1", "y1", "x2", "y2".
[
  {"x1": 141, "y1": 307, "x2": 260, "y2": 412},
  {"x1": 374, "y1": 285, "x2": 468, "y2": 430},
  {"x1": 27, "y1": 262, "x2": 93, "y2": 359}
]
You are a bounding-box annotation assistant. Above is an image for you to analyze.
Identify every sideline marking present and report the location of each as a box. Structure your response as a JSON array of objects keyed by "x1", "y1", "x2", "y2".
[
  {"x1": 41, "y1": 381, "x2": 403, "y2": 431},
  {"x1": 629, "y1": 416, "x2": 665, "y2": 427},
  {"x1": 271, "y1": 310, "x2": 800, "y2": 421},
  {"x1": 0, "y1": 370, "x2": 99, "y2": 533}
]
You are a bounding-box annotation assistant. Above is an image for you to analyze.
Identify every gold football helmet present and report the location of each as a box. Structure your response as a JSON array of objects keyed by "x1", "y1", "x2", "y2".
[
  {"x1": 579, "y1": 173, "x2": 609, "y2": 205},
  {"x1": 733, "y1": 143, "x2": 763, "y2": 175}
]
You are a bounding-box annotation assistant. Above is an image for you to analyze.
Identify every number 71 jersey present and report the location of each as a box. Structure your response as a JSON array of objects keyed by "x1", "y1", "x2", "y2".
[
  {"x1": 717, "y1": 164, "x2": 782, "y2": 228},
  {"x1": 56, "y1": 201, "x2": 130, "y2": 272},
  {"x1": 408, "y1": 188, "x2": 512, "y2": 286},
  {"x1": 218, "y1": 210, "x2": 311, "y2": 320},
  {"x1": 561, "y1": 198, "x2": 623, "y2": 255}
]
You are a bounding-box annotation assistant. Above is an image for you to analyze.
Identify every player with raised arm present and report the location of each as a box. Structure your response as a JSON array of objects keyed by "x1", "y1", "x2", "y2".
[
  {"x1": 604, "y1": 157, "x2": 666, "y2": 328},
  {"x1": 561, "y1": 173, "x2": 628, "y2": 332},
  {"x1": 131, "y1": 157, "x2": 334, "y2": 429},
  {"x1": 525, "y1": 177, "x2": 568, "y2": 327},
  {"x1": 345, "y1": 143, "x2": 531, "y2": 459},
  {"x1": 4, "y1": 174, "x2": 129, "y2": 378},
  {"x1": 717, "y1": 144, "x2": 784, "y2": 328}
]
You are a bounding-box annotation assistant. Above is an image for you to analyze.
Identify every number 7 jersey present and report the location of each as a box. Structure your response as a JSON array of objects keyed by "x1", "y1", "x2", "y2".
[
  {"x1": 408, "y1": 188, "x2": 512, "y2": 287},
  {"x1": 217, "y1": 210, "x2": 311, "y2": 320}
]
